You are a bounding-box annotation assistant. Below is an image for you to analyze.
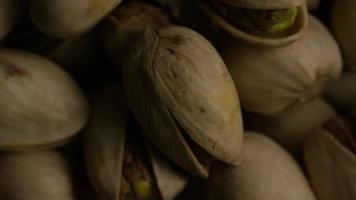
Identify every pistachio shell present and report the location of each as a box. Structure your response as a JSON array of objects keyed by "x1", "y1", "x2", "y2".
[
  {"x1": 199, "y1": 0, "x2": 308, "y2": 47},
  {"x1": 123, "y1": 26, "x2": 243, "y2": 176},
  {"x1": 245, "y1": 98, "x2": 336, "y2": 155},
  {"x1": 102, "y1": 1, "x2": 171, "y2": 66},
  {"x1": 325, "y1": 72, "x2": 356, "y2": 110},
  {"x1": 29, "y1": 0, "x2": 122, "y2": 38},
  {"x1": 304, "y1": 129, "x2": 356, "y2": 200},
  {"x1": 84, "y1": 85, "x2": 128, "y2": 199},
  {"x1": 217, "y1": 0, "x2": 304, "y2": 9},
  {"x1": 221, "y1": 15, "x2": 342, "y2": 115},
  {"x1": 331, "y1": 0, "x2": 356, "y2": 71},
  {"x1": 207, "y1": 133, "x2": 316, "y2": 200},
  {"x1": 0, "y1": 49, "x2": 89, "y2": 150},
  {"x1": 0, "y1": 151, "x2": 75, "y2": 200},
  {"x1": 0, "y1": 0, "x2": 22, "y2": 41}
]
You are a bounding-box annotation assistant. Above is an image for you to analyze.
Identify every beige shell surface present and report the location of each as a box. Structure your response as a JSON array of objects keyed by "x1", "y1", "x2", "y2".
[
  {"x1": 331, "y1": 0, "x2": 356, "y2": 71},
  {"x1": 199, "y1": 0, "x2": 308, "y2": 47},
  {"x1": 304, "y1": 129, "x2": 356, "y2": 200},
  {"x1": 207, "y1": 132, "x2": 316, "y2": 200},
  {"x1": 0, "y1": 0, "x2": 22, "y2": 41},
  {"x1": 245, "y1": 98, "x2": 336, "y2": 155},
  {"x1": 123, "y1": 26, "x2": 243, "y2": 176},
  {"x1": 326, "y1": 72, "x2": 356, "y2": 110},
  {"x1": 217, "y1": 0, "x2": 304, "y2": 9},
  {"x1": 0, "y1": 49, "x2": 89, "y2": 150},
  {"x1": 84, "y1": 86, "x2": 127, "y2": 200},
  {"x1": 29, "y1": 0, "x2": 122, "y2": 38},
  {"x1": 0, "y1": 151, "x2": 75, "y2": 200},
  {"x1": 221, "y1": 15, "x2": 342, "y2": 115}
]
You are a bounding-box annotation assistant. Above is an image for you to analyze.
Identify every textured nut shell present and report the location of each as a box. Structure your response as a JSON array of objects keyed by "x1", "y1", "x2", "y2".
[
  {"x1": 0, "y1": 151, "x2": 75, "y2": 200},
  {"x1": 217, "y1": 0, "x2": 304, "y2": 9},
  {"x1": 325, "y1": 72, "x2": 356, "y2": 110},
  {"x1": 102, "y1": 1, "x2": 171, "y2": 66},
  {"x1": 199, "y1": 1, "x2": 308, "y2": 47},
  {"x1": 306, "y1": 0, "x2": 320, "y2": 11},
  {"x1": 30, "y1": 0, "x2": 122, "y2": 38},
  {"x1": 0, "y1": 49, "x2": 89, "y2": 150},
  {"x1": 84, "y1": 86, "x2": 127, "y2": 200},
  {"x1": 245, "y1": 98, "x2": 336, "y2": 154},
  {"x1": 207, "y1": 133, "x2": 316, "y2": 200},
  {"x1": 123, "y1": 26, "x2": 243, "y2": 176},
  {"x1": 0, "y1": 0, "x2": 22, "y2": 41},
  {"x1": 222, "y1": 16, "x2": 342, "y2": 115},
  {"x1": 331, "y1": 0, "x2": 356, "y2": 71},
  {"x1": 304, "y1": 129, "x2": 356, "y2": 200}
]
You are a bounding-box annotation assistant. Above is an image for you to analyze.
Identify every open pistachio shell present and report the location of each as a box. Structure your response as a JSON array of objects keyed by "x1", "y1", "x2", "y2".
[
  {"x1": 102, "y1": 1, "x2": 171, "y2": 66},
  {"x1": 221, "y1": 15, "x2": 342, "y2": 115},
  {"x1": 0, "y1": 151, "x2": 75, "y2": 200},
  {"x1": 245, "y1": 98, "x2": 336, "y2": 155},
  {"x1": 198, "y1": 0, "x2": 308, "y2": 47},
  {"x1": 325, "y1": 72, "x2": 356, "y2": 110},
  {"x1": 304, "y1": 129, "x2": 356, "y2": 200},
  {"x1": 29, "y1": 0, "x2": 122, "y2": 38},
  {"x1": 0, "y1": 0, "x2": 23, "y2": 41},
  {"x1": 207, "y1": 133, "x2": 316, "y2": 200},
  {"x1": 0, "y1": 49, "x2": 89, "y2": 151},
  {"x1": 331, "y1": 0, "x2": 356, "y2": 72},
  {"x1": 123, "y1": 26, "x2": 243, "y2": 176}
]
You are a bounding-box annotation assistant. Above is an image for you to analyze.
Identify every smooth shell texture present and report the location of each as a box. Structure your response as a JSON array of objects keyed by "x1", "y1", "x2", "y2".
[
  {"x1": 331, "y1": 0, "x2": 356, "y2": 71},
  {"x1": 217, "y1": 0, "x2": 304, "y2": 9},
  {"x1": 221, "y1": 16, "x2": 342, "y2": 115},
  {"x1": 0, "y1": 151, "x2": 75, "y2": 200},
  {"x1": 199, "y1": 1, "x2": 308, "y2": 47},
  {"x1": 207, "y1": 133, "x2": 316, "y2": 200},
  {"x1": 304, "y1": 129, "x2": 356, "y2": 200},
  {"x1": 325, "y1": 72, "x2": 356, "y2": 110},
  {"x1": 245, "y1": 98, "x2": 336, "y2": 155},
  {"x1": 0, "y1": 0, "x2": 22, "y2": 41},
  {"x1": 84, "y1": 86, "x2": 128, "y2": 200},
  {"x1": 0, "y1": 49, "x2": 89, "y2": 150},
  {"x1": 29, "y1": 0, "x2": 122, "y2": 38},
  {"x1": 123, "y1": 26, "x2": 243, "y2": 177},
  {"x1": 102, "y1": 1, "x2": 171, "y2": 66}
]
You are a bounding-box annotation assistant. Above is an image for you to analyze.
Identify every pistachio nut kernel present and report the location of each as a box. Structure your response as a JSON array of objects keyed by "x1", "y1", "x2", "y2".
[{"x1": 212, "y1": 1, "x2": 298, "y2": 36}]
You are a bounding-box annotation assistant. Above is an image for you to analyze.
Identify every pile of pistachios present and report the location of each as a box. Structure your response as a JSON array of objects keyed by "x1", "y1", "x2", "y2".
[{"x1": 0, "y1": 0, "x2": 355, "y2": 199}]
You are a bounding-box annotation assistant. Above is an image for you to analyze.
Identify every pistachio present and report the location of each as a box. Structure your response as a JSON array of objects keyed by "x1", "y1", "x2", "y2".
[
  {"x1": 207, "y1": 133, "x2": 316, "y2": 200},
  {"x1": 0, "y1": 49, "x2": 89, "y2": 151},
  {"x1": 123, "y1": 25, "x2": 243, "y2": 177},
  {"x1": 0, "y1": 0, "x2": 23, "y2": 41},
  {"x1": 221, "y1": 16, "x2": 342, "y2": 115},
  {"x1": 245, "y1": 98, "x2": 336, "y2": 156},
  {"x1": 0, "y1": 151, "x2": 75, "y2": 200},
  {"x1": 29, "y1": 0, "x2": 122, "y2": 38}
]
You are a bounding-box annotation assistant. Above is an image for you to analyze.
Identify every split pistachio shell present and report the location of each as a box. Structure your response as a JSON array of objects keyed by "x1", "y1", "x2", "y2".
[
  {"x1": 306, "y1": 0, "x2": 320, "y2": 11},
  {"x1": 304, "y1": 129, "x2": 356, "y2": 200},
  {"x1": 221, "y1": 15, "x2": 342, "y2": 115},
  {"x1": 207, "y1": 133, "x2": 316, "y2": 200},
  {"x1": 29, "y1": 0, "x2": 122, "y2": 38},
  {"x1": 0, "y1": 0, "x2": 22, "y2": 41},
  {"x1": 245, "y1": 98, "x2": 336, "y2": 155},
  {"x1": 331, "y1": 0, "x2": 356, "y2": 71},
  {"x1": 123, "y1": 26, "x2": 243, "y2": 177},
  {"x1": 325, "y1": 72, "x2": 356, "y2": 110},
  {"x1": 0, "y1": 49, "x2": 89, "y2": 151},
  {"x1": 102, "y1": 1, "x2": 171, "y2": 66},
  {"x1": 0, "y1": 151, "x2": 75, "y2": 200},
  {"x1": 198, "y1": 0, "x2": 308, "y2": 47}
]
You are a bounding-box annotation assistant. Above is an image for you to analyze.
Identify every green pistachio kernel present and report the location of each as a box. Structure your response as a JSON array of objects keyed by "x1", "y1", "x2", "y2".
[{"x1": 132, "y1": 179, "x2": 153, "y2": 198}]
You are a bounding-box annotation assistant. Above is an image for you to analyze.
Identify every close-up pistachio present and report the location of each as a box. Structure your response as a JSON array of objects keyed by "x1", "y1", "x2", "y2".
[
  {"x1": 304, "y1": 117, "x2": 356, "y2": 200},
  {"x1": 0, "y1": 49, "x2": 89, "y2": 151},
  {"x1": 221, "y1": 15, "x2": 342, "y2": 115},
  {"x1": 207, "y1": 132, "x2": 316, "y2": 200},
  {"x1": 0, "y1": 0, "x2": 23, "y2": 41},
  {"x1": 123, "y1": 26, "x2": 243, "y2": 177},
  {"x1": 0, "y1": 150, "x2": 76, "y2": 200},
  {"x1": 29, "y1": 0, "x2": 123, "y2": 38}
]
